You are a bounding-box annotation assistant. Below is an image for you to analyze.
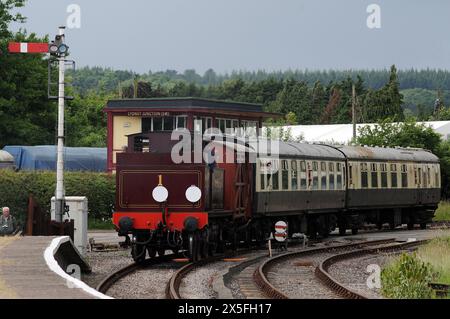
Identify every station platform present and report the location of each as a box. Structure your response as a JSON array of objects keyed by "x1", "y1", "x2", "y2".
[{"x1": 0, "y1": 236, "x2": 109, "y2": 299}]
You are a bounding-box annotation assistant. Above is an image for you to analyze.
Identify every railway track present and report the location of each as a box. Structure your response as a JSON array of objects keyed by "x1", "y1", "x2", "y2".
[
  {"x1": 97, "y1": 254, "x2": 179, "y2": 295},
  {"x1": 165, "y1": 250, "x2": 257, "y2": 299},
  {"x1": 98, "y1": 237, "x2": 431, "y2": 299},
  {"x1": 253, "y1": 239, "x2": 399, "y2": 299},
  {"x1": 316, "y1": 239, "x2": 428, "y2": 299},
  {"x1": 166, "y1": 239, "x2": 395, "y2": 299}
]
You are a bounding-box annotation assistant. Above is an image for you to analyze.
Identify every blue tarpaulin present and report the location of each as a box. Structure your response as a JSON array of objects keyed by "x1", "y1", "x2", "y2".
[{"x1": 3, "y1": 146, "x2": 107, "y2": 172}]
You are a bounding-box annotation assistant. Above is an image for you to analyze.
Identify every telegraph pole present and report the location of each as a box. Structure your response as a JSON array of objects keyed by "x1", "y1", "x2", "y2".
[
  {"x1": 55, "y1": 26, "x2": 67, "y2": 223},
  {"x1": 352, "y1": 84, "x2": 357, "y2": 142}
]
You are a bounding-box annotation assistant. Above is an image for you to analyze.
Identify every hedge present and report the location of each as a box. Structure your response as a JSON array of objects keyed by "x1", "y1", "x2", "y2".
[{"x1": 0, "y1": 170, "x2": 115, "y2": 223}]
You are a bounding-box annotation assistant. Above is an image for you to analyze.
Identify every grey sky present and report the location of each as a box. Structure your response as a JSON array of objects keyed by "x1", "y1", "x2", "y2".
[{"x1": 12, "y1": 0, "x2": 450, "y2": 74}]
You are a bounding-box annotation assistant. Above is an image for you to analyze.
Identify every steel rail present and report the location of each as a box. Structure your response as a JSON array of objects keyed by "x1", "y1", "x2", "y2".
[
  {"x1": 97, "y1": 254, "x2": 178, "y2": 294},
  {"x1": 315, "y1": 239, "x2": 429, "y2": 299},
  {"x1": 253, "y1": 238, "x2": 397, "y2": 299}
]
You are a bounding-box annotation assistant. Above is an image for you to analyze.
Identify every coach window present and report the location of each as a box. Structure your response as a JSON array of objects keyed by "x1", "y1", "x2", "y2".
[
  {"x1": 435, "y1": 166, "x2": 440, "y2": 188},
  {"x1": 347, "y1": 163, "x2": 353, "y2": 186},
  {"x1": 271, "y1": 160, "x2": 280, "y2": 191},
  {"x1": 282, "y1": 160, "x2": 289, "y2": 190},
  {"x1": 300, "y1": 161, "x2": 307, "y2": 190},
  {"x1": 337, "y1": 163, "x2": 343, "y2": 189},
  {"x1": 259, "y1": 161, "x2": 266, "y2": 191},
  {"x1": 371, "y1": 163, "x2": 378, "y2": 188},
  {"x1": 380, "y1": 164, "x2": 388, "y2": 188},
  {"x1": 291, "y1": 160, "x2": 298, "y2": 190},
  {"x1": 361, "y1": 163, "x2": 368, "y2": 188},
  {"x1": 329, "y1": 163, "x2": 335, "y2": 190},
  {"x1": 320, "y1": 162, "x2": 327, "y2": 190},
  {"x1": 312, "y1": 161, "x2": 319, "y2": 190},
  {"x1": 401, "y1": 164, "x2": 408, "y2": 188},
  {"x1": 390, "y1": 164, "x2": 398, "y2": 188}
]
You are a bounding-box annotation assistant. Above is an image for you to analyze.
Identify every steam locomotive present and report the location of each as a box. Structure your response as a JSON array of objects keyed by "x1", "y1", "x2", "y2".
[{"x1": 113, "y1": 131, "x2": 440, "y2": 262}]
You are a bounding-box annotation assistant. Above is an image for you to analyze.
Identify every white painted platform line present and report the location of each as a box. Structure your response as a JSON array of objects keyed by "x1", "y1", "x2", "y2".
[{"x1": 44, "y1": 236, "x2": 113, "y2": 299}]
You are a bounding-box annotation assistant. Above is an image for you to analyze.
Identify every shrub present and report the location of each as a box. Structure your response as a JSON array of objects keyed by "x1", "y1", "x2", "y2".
[
  {"x1": 381, "y1": 253, "x2": 436, "y2": 299},
  {"x1": 0, "y1": 170, "x2": 115, "y2": 224}
]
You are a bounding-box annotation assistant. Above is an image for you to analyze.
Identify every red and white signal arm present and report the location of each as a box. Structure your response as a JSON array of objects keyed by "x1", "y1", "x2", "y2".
[
  {"x1": 8, "y1": 42, "x2": 49, "y2": 54},
  {"x1": 274, "y1": 221, "x2": 288, "y2": 242}
]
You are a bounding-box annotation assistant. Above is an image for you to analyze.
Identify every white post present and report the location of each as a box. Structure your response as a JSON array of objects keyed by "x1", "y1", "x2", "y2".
[{"x1": 55, "y1": 26, "x2": 66, "y2": 223}]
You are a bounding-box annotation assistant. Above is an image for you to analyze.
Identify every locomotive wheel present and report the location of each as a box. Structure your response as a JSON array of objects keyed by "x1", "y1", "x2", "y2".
[
  {"x1": 420, "y1": 223, "x2": 427, "y2": 230},
  {"x1": 188, "y1": 233, "x2": 200, "y2": 262},
  {"x1": 338, "y1": 218, "x2": 347, "y2": 236},
  {"x1": 147, "y1": 247, "x2": 157, "y2": 258},
  {"x1": 157, "y1": 249, "x2": 165, "y2": 257},
  {"x1": 407, "y1": 223, "x2": 415, "y2": 230},
  {"x1": 231, "y1": 231, "x2": 238, "y2": 251},
  {"x1": 200, "y1": 230, "x2": 209, "y2": 259},
  {"x1": 132, "y1": 244, "x2": 146, "y2": 263},
  {"x1": 351, "y1": 228, "x2": 359, "y2": 235}
]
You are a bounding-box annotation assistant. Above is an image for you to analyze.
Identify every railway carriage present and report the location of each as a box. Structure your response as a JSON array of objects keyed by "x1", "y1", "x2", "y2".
[{"x1": 113, "y1": 132, "x2": 441, "y2": 262}]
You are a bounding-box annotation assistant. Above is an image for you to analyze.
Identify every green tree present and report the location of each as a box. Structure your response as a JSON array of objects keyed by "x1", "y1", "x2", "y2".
[
  {"x1": 0, "y1": 32, "x2": 55, "y2": 147},
  {"x1": 0, "y1": 0, "x2": 26, "y2": 39},
  {"x1": 363, "y1": 65, "x2": 404, "y2": 122}
]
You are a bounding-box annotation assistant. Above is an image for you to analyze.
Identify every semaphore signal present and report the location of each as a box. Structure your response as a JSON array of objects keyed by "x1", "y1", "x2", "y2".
[
  {"x1": 8, "y1": 27, "x2": 70, "y2": 225},
  {"x1": 8, "y1": 42, "x2": 49, "y2": 54}
]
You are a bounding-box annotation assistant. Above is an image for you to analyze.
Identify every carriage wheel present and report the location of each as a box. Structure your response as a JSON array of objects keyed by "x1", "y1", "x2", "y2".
[
  {"x1": 147, "y1": 247, "x2": 157, "y2": 258},
  {"x1": 132, "y1": 244, "x2": 146, "y2": 263},
  {"x1": 157, "y1": 248, "x2": 165, "y2": 257}
]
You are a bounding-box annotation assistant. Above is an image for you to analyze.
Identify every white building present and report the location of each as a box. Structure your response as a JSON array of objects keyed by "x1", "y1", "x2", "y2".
[{"x1": 274, "y1": 121, "x2": 450, "y2": 144}]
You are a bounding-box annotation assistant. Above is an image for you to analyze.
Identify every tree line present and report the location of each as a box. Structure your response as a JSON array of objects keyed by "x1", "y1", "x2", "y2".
[{"x1": 0, "y1": 0, "x2": 447, "y2": 150}]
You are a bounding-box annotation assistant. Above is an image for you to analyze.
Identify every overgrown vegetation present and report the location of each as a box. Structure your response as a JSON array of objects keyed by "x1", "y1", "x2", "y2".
[
  {"x1": 0, "y1": 170, "x2": 115, "y2": 224},
  {"x1": 382, "y1": 237, "x2": 450, "y2": 299},
  {"x1": 381, "y1": 253, "x2": 436, "y2": 299},
  {"x1": 88, "y1": 218, "x2": 115, "y2": 230},
  {"x1": 434, "y1": 202, "x2": 450, "y2": 221},
  {"x1": 417, "y1": 237, "x2": 450, "y2": 286}
]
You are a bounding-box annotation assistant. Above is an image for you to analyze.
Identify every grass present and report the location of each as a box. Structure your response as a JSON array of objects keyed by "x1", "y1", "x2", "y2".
[
  {"x1": 434, "y1": 202, "x2": 450, "y2": 221},
  {"x1": 381, "y1": 236, "x2": 450, "y2": 299},
  {"x1": 88, "y1": 217, "x2": 115, "y2": 230},
  {"x1": 417, "y1": 237, "x2": 450, "y2": 286}
]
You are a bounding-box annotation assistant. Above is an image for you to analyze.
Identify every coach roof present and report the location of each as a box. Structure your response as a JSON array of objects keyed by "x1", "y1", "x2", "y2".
[
  {"x1": 259, "y1": 141, "x2": 346, "y2": 160},
  {"x1": 334, "y1": 145, "x2": 439, "y2": 163}
]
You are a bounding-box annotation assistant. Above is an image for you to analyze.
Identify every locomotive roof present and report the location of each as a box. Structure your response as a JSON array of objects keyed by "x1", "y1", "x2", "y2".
[{"x1": 333, "y1": 145, "x2": 439, "y2": 163}]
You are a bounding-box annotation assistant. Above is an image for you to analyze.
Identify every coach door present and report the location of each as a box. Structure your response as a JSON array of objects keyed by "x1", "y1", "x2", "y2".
[
  {"x1": 415, "y1": 165, "x2": 423, "y2": 204},
  {"x1": 234, "y1": 163, "x2": 253, "y2": 221}
]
